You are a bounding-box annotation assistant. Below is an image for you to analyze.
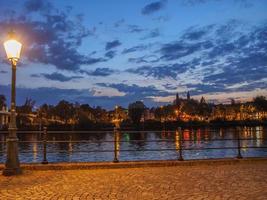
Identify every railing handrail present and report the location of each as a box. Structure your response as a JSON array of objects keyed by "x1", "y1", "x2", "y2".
[
  {"x1": 0, "y1": 128, "x2": 265, "y2": 134},
  {"x1": 0, "y1": 128, "x2": 266, "y2": 163},
  {"x1": 0, "y1": 137, "x2": 266, "y2": 144}
]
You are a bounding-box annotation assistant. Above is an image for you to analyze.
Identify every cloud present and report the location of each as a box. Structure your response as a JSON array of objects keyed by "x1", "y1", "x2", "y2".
[
  {"x1": 0, "y1": 0, "x2": 102, "y2": 72},
  {"x1": 128, "y1": 25, "x2": 146, "y2": 33},
  {"x1": 181, "y1": 0, "x2": 253, "y2": 7},
  {"x1": 0, "y1": 70, "x2": 7, "y2": 74},
  {"x1": 127, "y1": 62, "x2": 189, "y2": 79},
  {"x1": 182, "y1": 29, "x2": 209, "y2": 40},
  {"x1": 142, "y1": 28, "x2": 160, "y2": 40},
  {"x1": 160, "y1": 40, "x2": 213, "y2": 61},
  {"x1": 96, "y1": 83, "x2": 170, "y2": 97},
  {"x1": 80, "y1": 68, "x2": 116, "y2": 77},
  {"x1": 127, "y1": 21, "x2": 267, "y2": 85},
  {"x1": 122, "y1": 45, "x2": 148, "y2": 54},
  {"x1": 105, "y1": 50, "x2": 116, "y2": 59},
  {"x1": 114, "y1": 19, "x2": 125, "y2": 28},
  {"x1": 105, "y1": 40, "x2": 122, "y2": 51},
  {"x1": 142, "y1": 0, "x2": 167, "y2": 15},
  {"x1": 24, "y1": 0, "x2": 52, "y2": 12},
  {"x1": 31, "y1": 72, "x2": 83, "y2": 82},
  {"x1": 128, "y1": 55, "x2": 160, "y2": 64}
]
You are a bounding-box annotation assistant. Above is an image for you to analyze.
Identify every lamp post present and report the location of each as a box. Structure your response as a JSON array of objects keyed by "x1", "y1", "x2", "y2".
[{"x1": 2, "y1": 31, "x2": 22, "y2": 176}]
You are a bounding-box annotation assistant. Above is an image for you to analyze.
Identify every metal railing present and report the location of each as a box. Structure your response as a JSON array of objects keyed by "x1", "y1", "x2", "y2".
[{"x1": 0, "y1": 127, "x2": 266, "y2": 163}]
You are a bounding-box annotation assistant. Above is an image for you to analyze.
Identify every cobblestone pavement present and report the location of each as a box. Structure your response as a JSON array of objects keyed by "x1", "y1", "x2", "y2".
[{"x1": 0, "y1": 162, "x2": 267, "y2": 200}]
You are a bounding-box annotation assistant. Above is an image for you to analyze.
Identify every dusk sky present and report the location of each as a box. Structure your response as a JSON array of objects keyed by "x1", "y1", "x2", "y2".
[{"x1": 0, "y1": 0, "x2": 266, "y2": 109}]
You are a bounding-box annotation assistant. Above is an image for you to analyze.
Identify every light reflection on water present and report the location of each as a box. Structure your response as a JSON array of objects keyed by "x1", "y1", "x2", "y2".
[{"x1": 0, "y1": 126, "x2": 266, "y2": 163}]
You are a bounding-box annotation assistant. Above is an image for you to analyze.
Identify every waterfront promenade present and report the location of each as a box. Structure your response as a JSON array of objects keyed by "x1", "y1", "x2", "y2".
[{"x1": 0, "y1": 159, "x2": 267, "y2": 200}]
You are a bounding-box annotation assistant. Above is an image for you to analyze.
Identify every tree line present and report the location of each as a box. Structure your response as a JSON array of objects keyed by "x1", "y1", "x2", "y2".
[{"x1": 0, "y1": 94, "x2": 267, "y2": 130}]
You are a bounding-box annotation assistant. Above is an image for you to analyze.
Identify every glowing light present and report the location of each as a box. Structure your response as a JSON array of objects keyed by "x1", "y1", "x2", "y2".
[{"x1": 4, "y1": 39, "x2": 22, "y2": 62}]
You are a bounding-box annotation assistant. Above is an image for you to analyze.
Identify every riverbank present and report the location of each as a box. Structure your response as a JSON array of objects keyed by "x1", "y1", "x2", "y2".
[
  {"x1": 1, "y1": 157, "x2": 266, "y2": 171},
  {"x1": 1, "y1": 120, "x2": 266, "y2": 131}
]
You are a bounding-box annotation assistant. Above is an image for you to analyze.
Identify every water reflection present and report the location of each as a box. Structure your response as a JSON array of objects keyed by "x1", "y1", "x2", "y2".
[
  {"x1": 175, "y1": 131, "x2": 180, "y2": 151},
  {"x1": 0, "y1": 126, "x2": 266, "y2": 163}
]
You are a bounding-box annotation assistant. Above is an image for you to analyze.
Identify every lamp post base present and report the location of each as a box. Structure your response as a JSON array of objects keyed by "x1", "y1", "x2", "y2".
[
  {"x1": 2, "y1": 167, "x2": 22, "y2": 176},
  {"x1": 3, "y1": 137, "x2": 22, "y2": 176}
]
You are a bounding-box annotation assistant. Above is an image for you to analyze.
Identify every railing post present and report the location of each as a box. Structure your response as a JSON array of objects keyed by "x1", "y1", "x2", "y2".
[
  {"x1": 41, "y1": 127, "x2": 48, "y2": 164},
  {"x1": 113, "y1": 128, "x2": 119, "y2": 163},
  {"x1": 236, "y1": 127, "x2": 243, "y2": 159},
  {"x1": 178, "y1": 127, "x2": 184, "y2": 161}
]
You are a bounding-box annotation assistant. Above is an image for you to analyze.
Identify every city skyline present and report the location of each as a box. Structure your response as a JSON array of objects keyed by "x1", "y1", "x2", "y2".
[{"x1": 0, "y1": 0, "x2": 266, "y2": 109}]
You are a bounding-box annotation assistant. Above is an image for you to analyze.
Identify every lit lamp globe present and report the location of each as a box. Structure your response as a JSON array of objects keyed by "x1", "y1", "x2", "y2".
[{"x1": 4, "y1": 34, "x2": 22, "y2": 64}]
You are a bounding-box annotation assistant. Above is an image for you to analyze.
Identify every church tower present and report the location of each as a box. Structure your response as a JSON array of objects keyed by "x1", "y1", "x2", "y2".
[{"x1": 187, "y1": 91, "x2": 190, "y2": 100}]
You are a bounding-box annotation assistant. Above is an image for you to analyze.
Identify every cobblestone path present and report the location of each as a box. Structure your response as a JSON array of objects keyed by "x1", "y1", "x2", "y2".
[{"x1": 0, "y1": 162, "x2": 267, "y2": 200}]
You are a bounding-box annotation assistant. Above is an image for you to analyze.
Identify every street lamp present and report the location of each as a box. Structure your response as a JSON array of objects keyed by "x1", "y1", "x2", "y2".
[{"x1": 2, "y1": 31, "x2": 22, "y2": 176}]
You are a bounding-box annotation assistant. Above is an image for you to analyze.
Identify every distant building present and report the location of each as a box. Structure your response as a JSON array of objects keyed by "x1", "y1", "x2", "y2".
[
  {"x1": 142, "y1": 109, "x2": 155, "y2": 121},
  {"x1": 173, "y1": 93, "x2": 180, "y2": 106},
  {"x1": 0, "y1": 106, "x2": 10, "y2": 129}
]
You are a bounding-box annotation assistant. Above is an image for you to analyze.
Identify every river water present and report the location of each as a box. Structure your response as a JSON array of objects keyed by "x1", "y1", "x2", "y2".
[{"x1": 0, "y1": 126, "x2": 266, "y2": 163}]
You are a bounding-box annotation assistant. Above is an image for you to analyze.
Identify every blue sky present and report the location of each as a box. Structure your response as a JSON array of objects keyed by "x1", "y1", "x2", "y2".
[{"x1": 0, "y1": 0, "x2": 266, "y2": 109}]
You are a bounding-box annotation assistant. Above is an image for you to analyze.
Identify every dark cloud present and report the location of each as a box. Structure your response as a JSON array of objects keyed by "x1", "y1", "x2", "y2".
[
  {"x1": 24, "y1": 0, "x2": 52, "y2": 12},
  {"x1": 80, "y1": 68, "x2": 116, "y2": 77},
  {"x1": 128, "y1": 55, "x2": 160, "y2": 64},
  {"x1": 199, "y1": 23, "x2": 267, "y2": 88},
  {"x1": 96, "y1": 83, "x2": 170, "y2": 97},
  {"x1": 114, "y1": 19, "x2": 125, "y2": 28},
  {"x1": 0, "y1": 0, "x2": 102, "y2": 71},
  {"x1": 142, "y1": 0, "x2": 167, "y2": 15},
  {"x1": 142, "y1": 28, "x2": 160, "y2": 40},
  {"x1": 204, "y1": 54, "x2": 267, "y2": 85},
  {"x1": 30, "y1": 74, "x2": 40, "y2": 78},
  {"x1": 185, "y1": 83, "x2": 227, "y2": 95},
  {"x1": 0, "y1": 70, "x2": 7, "y2": 74},
  {"x1": 128, "y1": 25, "x2": 146, "y2": 33},
  {"x1": 127, "y1": 62, "x2": 189, "y2": 79},
  {"x1": 182, "y1": 30, "x2": 208, "y2": 40},
  {"x1": 105, "y1": 40, "x2": 122, "y2": 51},
  {"x1": 122, "y1": 45, "x2": 148, "y2": 54},
  {"x1": 160, "y1": 40, "x2": 213, "y2": 61},
  {"x1": 162, "y1": 84, "x2": 177, "y2": 90},
  {"x1": 105, "y1": 50, "x2": 116, "y2": 59},
  {"x1": 124, "y1": 21, "x2": 267, "y2": 97},
  {"x1": 31, "y1": 72, "x2": 83, "y2": 82},
  {"x1": 207, "y1": 43, "x2": 236, "y2": 59},
  {"x1": 181, "y1": 0, "x2": 253, "y2": 7}
]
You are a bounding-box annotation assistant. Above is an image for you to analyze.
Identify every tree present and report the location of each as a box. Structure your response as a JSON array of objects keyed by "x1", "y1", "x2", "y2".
[
  {"x1": 253, "y1": 96, "x2": 267, "y2": 119},
  {"x1": 54, "y1": 100, "x2": 75, "y2": 124},
  {"x1": 0, "y1": 95, "x2": 6, "y2": 109},
  {"x1": 253, "y1": 96, "x2": 267, "y2": 111},
  {"x1": 128, "y1": 101, "x2": 145, "y2": 126},
  {"x1": 17, "y1": 98, "x2": 35, "y2": 114}
]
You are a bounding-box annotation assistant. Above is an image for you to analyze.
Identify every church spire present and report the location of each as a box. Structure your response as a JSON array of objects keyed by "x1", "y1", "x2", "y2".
[{"x1": 187, "y1": 91, "x2": 190, "y2": 100}]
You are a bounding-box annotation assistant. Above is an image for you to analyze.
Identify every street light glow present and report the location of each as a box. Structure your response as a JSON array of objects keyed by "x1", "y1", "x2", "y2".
[{"x1": 4, "y1": 39, "x2": 22, "y2": 62}]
